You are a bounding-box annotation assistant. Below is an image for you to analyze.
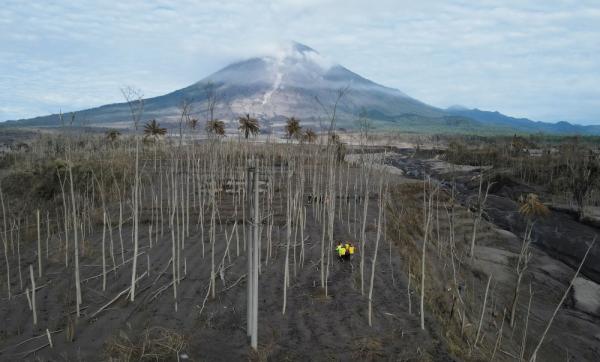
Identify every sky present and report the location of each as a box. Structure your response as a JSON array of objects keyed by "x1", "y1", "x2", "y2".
[{"x1": 1, "y1": 0, "x2": 599, "y2": 124}]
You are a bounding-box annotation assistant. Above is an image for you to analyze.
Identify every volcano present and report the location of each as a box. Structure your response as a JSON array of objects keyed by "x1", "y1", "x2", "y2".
[
  {"x1": 11, "y1": 42, "x2": 444, "y2": 130},
  {"x1": 10, "y1": 41, "x2": 600, "y2": 135}
]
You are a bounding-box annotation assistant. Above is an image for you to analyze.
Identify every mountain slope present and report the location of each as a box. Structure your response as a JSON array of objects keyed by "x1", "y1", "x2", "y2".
[
  {"x1": 6, "y1": 41, "x2": 599, "y2": 135},
  {"x1": 7, "y1": 42, "x2": 444, "y2": 129},
  {"x1": 446, "y1": 106, "x2": 600, "y2": 135}
]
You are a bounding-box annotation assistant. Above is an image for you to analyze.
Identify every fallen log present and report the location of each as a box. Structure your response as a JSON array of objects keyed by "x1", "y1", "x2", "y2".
[{"x1": 89, "y1": 271, "x2": 147, "y2": 319}]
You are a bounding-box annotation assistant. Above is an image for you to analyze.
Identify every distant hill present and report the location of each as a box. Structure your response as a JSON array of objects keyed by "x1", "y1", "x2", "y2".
[{"x1": 446, "y1": 106, "x2": 600, "y2": 135}]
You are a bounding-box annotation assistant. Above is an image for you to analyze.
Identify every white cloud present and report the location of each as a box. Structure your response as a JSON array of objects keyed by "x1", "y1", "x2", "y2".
[{"x1": 0, "y1": 0, "x2": 599, "y2": 124}]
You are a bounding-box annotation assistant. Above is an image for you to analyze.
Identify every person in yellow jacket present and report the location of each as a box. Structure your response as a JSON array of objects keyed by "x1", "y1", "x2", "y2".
[
  {"x1": 347, "y1": 243, "x2": 355, "y2": 255},
  {"x1": 336, "y1": 242, "x2": 358, "y2": 261},
  {"x1": 336, "y1": 244, "x2": 346, "y2": 257}
]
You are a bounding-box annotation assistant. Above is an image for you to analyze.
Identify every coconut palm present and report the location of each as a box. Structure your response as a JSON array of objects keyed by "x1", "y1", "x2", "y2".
[
  {"x1": 143, "y1": 120, "x2": 167, "y2": 141},
  {"x1": 518, "y1": 193, "x2": 550, "y2": 219},
  {"x1": 302, "y1": 128, "x2": 317, "y2": 144},
  {"x1": 188, "y1": 118, "x2": 199, "y2": 130},
  {"x1": 285, "y1": 117, "x2": 302, "y2": 140},
  {"x1": 105, "y1": 129, "x2": 121, "y2": 142},
  {"x1": 206, "y1": 120, "x2": 226, "y2": 137},
  {"x1": 238, "y1": 114, "x2": 260, "y2": 139},
  {"x1": 510, "y1": 193, "x2": 549, "y2": 326}
]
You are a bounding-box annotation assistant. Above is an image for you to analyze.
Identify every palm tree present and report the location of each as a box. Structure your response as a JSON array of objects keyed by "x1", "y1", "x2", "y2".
[
  {"x1": 302, "y1": 128, "x2": 317, "y2": 144},
  {"x1": 105, "y1": 129, "x2": 121, "y2": 142},
  {"x1": 238, "y1": 114, "x2": 260, "y2": 139},
  {"x1": 518, "y1": 193, "x2": 549, "y2": 221},
  {"x1": 206, "y1": 120, "x2": 226, "y2": 137},
  {"x1": 285, "y1": 117, "x2": 302, "y2": 140},
  {"x1": 509, "y1": 192, "x2": 549, "y2": 326},
  {"x1": 143, "y1": 119, "x2": 167, "y2": 141},
  {"x1": 188, "y1": 118, "x2": 199, "y2": 130}
]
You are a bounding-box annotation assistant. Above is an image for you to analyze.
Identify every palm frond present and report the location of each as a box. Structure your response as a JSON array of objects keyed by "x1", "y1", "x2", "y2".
[
  {"x1": 105, "y1": 129, "x2": 121, "y2": 142},
  {"x1": 143, "y1": 120, "x2": 167, "y2": 138},
  {"x1": 238, "y1": 114, "x2": 260, "y2": 139},
  {"x1": 518, "y1": 193, "x2": 549, "y2": 219},
  {"x1": 206, "y1": 120, "x2": 226, "y2": 136},
  {"x1": 285, "y1": 117, "x2": 302, "y2": 139},
  {"x1": 302, "y1": 129, "x2": 317, "y2": 143}
]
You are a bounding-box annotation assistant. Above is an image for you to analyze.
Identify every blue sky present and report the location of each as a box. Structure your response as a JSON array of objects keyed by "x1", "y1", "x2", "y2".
[{"x1": 1, "y1": 0, "x2": 599, "y2": 124}]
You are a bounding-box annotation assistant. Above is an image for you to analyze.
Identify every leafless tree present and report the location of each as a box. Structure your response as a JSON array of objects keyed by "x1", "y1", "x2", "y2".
[
  {"x1": 178, "y1": 99, "x2": 193, "y2": 145},
  {"x1": 121, "y1": 86, "x2": 144, "y2": 302},
  {"x1": 469, "y1": 172, "x2": 492, "y2": 258}
]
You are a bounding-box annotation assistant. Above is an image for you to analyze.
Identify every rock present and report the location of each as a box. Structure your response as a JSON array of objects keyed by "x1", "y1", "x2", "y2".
[
  {"x1": 493, "y1": 227, "x2": 519, "y2": 241},
  {"x1": 473, "y1": 246, "x2": 516, "y2": 284},
  {"x1": 571, "y1": 277, "x2": 600, "y2": 317}
]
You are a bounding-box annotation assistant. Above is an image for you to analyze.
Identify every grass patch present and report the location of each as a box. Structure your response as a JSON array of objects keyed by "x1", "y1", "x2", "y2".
[{"x1": 105, "y1": 326, "x2": 187, "y2": 361}]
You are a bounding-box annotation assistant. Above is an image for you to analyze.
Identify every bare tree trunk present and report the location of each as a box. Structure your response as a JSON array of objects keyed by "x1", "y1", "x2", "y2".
[
  {"x1": 320, "y1": 205, "x2": 326, "y2": 289},
  {"x1": 368, "y1": 180, "x2": 384, "y2": 326},
  {"x1": 30, "y1": 265, "x2": 37, "y2": 326},
  {"x1": 474, "y1": 275, "x2": 492, "y2": 348},
  {"x1": 360, "y1": 174, "x2": 370, "y2": 295},
  {"x1": 247, "y1": 165, "x2": 254, "y2": 328},
  {"x1": 251, "y1": 166, "x2": 259, "y2": 350},
  {"x1": 491, "y1": 308, "x2": 506, "y2": 361},
  {"x1": 68, "y1": 160, "x2": 81, "y2": 317},
  {"x1": 46, "y1": 210, "x2": 49, "y2": 262},
  {"x1": 102, "y1": 211, "x2": 107, "y2": 291},
  {"x1": 283, "y1": 167, "x2": 292, "y2": 314},
  {"x1": 511, "y1": 223, "x2": 533, "y2": 327},
  {"x1": 170, "y1": 163, "x2": 178, "y2": 312},
  {"x1": 130, "y1": 138, "x2": 140, "y2": 302},
  {"x1": 16, "y1": 221, "x2": 23, "y2": 291},
  {"x1": 0, "y1": 186, "x2": 9, "y2": 300},
  {"x1": 407, "y1": 262, "x2": 412, "y2": 315},
  {"x1": 420, "y1": 178, "x2": 435, "y2": 330},
  {"x1": 36, "y1": 210, "x2": 42, "y2": 278},
  {"x1": 470, "y1": 174, "x2": 490, "y2": 258},
  {"x1": 59, "y1": 175, "x2": 69, "y2": 268},
  {"x1": 520, "y1": 283, "x2": 533, "y2": 361},
  {"x1": 118, "y1": 200, "x2": 124, "y2": 264}
]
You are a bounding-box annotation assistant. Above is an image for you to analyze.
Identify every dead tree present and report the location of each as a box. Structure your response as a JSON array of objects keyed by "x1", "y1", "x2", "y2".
[
  {"x1": 510, "y1": 226, "x2": 532, "y2": 327},
  {"x1": 250, "y1": 166, "x2": 259, "y2": 349},
  {"x1": 0, "y1": 185, "x2": 9, "y2": 299},
  {"x1": 420, "y1": 177, "x2": 437, "y2": 330},
  {"x1": 36, "y1": 210, "x2": 42, "y2": 278},
  {"x1": 178, "y1": 99, "x2": 193, "y2": 146},
  {"x1": 67, "y1": 157, "x2": 81, "y2": 317},
  {"x1": 474, "y1": 274, "x2": 492, "y2": 348},
  {"x1": 511, "y1": 194, "x2": 549, "y2": 326},
  {"x1": 469, "y1": 172, "x2": 491, "y2": 258},
  {"x1": 567, "y1": 150, "x2": 599, "y2": 220},
  {"x1": 29, "y1": 265, "x2": 37, "y2": 326},
  {"x1": 121, "y1": 86, "x2": 144, "y2": 302},
  {"x1": 368, "y1": 177, "x2": 385, "y2": 326}
]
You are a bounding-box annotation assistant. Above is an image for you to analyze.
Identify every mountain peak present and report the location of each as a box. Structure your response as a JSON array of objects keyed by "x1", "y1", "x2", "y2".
[
  {"x1": 290, "y1": 41, "x2": 318, "y2": 54},
  {"x1": 260, "y1": 40, "x2": 333, "y2": 70},
  {"x1": 11, "y1": 41, "x2": 444, "y2": 128}
]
